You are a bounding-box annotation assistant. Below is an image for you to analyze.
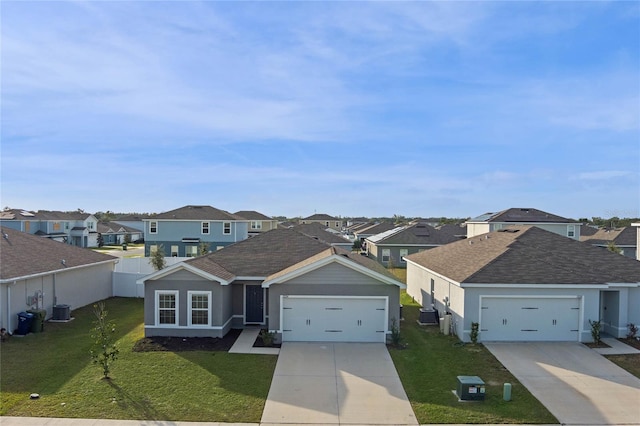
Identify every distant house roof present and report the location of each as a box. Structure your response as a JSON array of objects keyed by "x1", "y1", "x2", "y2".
[
  {"x1": 405, "y1": 225, "x2": 640, "y2": 285},
  {"x1": 151, "y1": 205, "x2": 244, "y2": 221},
  {"x1": 183, "y1": 228, "x2": 396, "y2": 282},
  {"x1": 234, "y1": 210, "x2": 274, "y2": 221},
  {"x1": 0, "y1": 209, "x2": 92, "y2": 221},
  {"x1": 0, "y1": 227, "x2": 117, "y2": 282},
  {"x1": 581, "y1": 227, "x2": 636, "y2": 247},
  {"x1": 293, "y1": 223, "x2": 351, "y2": 245},
  {"x1": 435, "y1": 223, "x2": 467, "y2": 239},
  {"x1": 366, "y1": 223, "x2": 460, "y2": 246},
  {"x1": 97, "y1": 222, "x2": 140, "y2": 234},
  {"x1": 302, "y1": 213, "x2": 340, "y2": 221},
  {"x1": 354, "y1": 222, "x2": 396, "y2": 237},
  {"x1": 114, "y1": 214, "x2": 146, "y2": 221},
  {"x1": 468, "y1": 208, "x2": 578, "y2": 224}
]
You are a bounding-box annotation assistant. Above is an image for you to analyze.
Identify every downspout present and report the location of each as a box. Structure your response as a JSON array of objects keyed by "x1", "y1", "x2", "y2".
[{"x1": 7, "y1": 281, "x2": 16, "y2": 333}]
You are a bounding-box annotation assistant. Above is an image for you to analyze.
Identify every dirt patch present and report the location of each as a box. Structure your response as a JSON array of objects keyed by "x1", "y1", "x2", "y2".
[
  {"x1": 584, "y1": 341, "x2": 611, "y2": 349},
  {"x1": 619, "y1": 337, "x2": 640, "y2": 350},
  {"x1": 133, "y1": 328, "x2": 241, "y2": 352}
]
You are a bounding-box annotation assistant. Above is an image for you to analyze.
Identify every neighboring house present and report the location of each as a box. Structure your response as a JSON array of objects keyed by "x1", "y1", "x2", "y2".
[
  {"x1": 234, "y1": 211, "x2": 279, "y2": 236},
  {"x1": 405, "y1": 225, "x2": 640, "y2": 343},
  {"x1": 580, "y1": 226, "x2": 637, "y2": 259},
  {"x1": 97, "y1": 222, "x2": 143, "y2": 245},
  {"x1": 353, "y1": 222, "x2": 396, "y2": 244},
  {"x1": 465, "y1": 208, "x2": 582, "y2": 240},
  {"x1": 138, "y1": 228, "x2": 405, "y2": 343},
  {"x1": 0, "y1": 227, "x2": 117, "y2": 333},
  {"x1": 0, "y1": 209, "x2": 99, "y2": 247},
  {"x1": 365, "y1": 222, "x2": 462, "y2": 268},
  {"x1": 634, "y1": 223, "x2": 640, "y2": 261},
  {"x1": 299, "y1": 213, "x2": 343, "y2": 231},
  {"x1": 293, "y1": 222, "x2": 353, "y2": 250},
  {"x1": 142, "y1": 205, "x2": 249, "y2": 257},
  {"x1": 113, "y1": 214, "x2": 146, "y2": 232}
]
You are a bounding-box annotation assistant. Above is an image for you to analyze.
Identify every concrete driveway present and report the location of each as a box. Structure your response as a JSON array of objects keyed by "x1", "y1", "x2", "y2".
[
  {"x1": 261, "y1": 342, "x2": 418, "y2": 425},
  {"x1": 485, "y1": 342, "x2": 640, "y2": 425}
]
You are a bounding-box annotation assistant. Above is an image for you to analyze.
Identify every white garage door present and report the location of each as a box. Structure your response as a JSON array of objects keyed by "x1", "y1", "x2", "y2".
[
  {"x1": 281, "y1": 296, "x2": 387, "y2": 342},
  {"x1": 480, "y1": 296, "x2": 580, "y2": 341}
]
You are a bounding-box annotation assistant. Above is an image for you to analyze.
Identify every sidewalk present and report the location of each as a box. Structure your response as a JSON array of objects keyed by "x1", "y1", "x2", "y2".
[
  {"x1": 228, "y1": 328, "x2": 279, "y2": 355},
  {"x1": 592, "y1": 337, "x2": 640, "y2": 355}
]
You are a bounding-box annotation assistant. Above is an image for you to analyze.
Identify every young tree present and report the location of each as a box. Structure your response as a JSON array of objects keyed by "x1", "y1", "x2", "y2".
[
  {"x1": 123, "y1": 233, "x2": 132, "y2": 244},
  {"x1": 90, "y1": 302, "x2": 119, "y2": 379},
  {"x1": 97, "y1": 233, "x2": 104, "y2": 247},
  {"x1": 198, "y1": 241, "x2": 210, "y2": 256},
  {"x1": 607, "y1": 241, "x2": 622, "y2": 254},
  {"x1": 149, "y1": 245, "x2": 166, "y2": 270}
]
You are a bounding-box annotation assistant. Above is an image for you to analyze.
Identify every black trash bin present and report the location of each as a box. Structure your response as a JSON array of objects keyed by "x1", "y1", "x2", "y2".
[
  {"x1": 27, "y1": 309, "x2": 46, "y2": 333},
  {"x1": 16, "y1": 312, "x2": 34, "y2": 335}
]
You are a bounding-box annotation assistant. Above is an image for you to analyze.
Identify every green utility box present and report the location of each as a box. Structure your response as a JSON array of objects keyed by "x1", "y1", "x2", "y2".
[
  {"x1": 27, "y1": 309, "x2": 46, "y2": 333},
  {"x1": 456, "y1": 376, "x2": 485, "y2": 401}
]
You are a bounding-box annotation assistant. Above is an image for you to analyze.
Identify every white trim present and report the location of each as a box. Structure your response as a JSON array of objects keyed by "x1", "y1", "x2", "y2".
[
  {"x1": 463, "y1": 283, "x2": 610, "y2": 289},
  {"x1": 201, "y1": 221, "x2": 210, "y2": 235},
  {"x1": 146, "y1": 315, "x2": 234, "y2": 331},
  {"x1": 136, "y1": 262, "x2": 233, "y2": 285},
  {"x1": 0, "y1": 259, "x2": 117, "y2": 284},
  {"x1": 155, "y1": 290, "x2": 179, "y2": 327},
  {"x1": 187, "y1": 290, "x2": 212, "y2": 327},
  {"x1": 405, "y1": 258, "x2": 462, "y2": 287},
  {"x1": 149, "y1": 221, "x2": 158, "y2": 234},
  {"x1": 262, "y1": 255, "x2": 405, "y2": 288},
  {"x1": 223, "y1": 222, "x2": 231, "y2": 235}
]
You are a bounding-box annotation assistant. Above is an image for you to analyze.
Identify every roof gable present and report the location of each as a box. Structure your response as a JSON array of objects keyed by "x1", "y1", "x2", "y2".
[
  {"x1": 302, "y1": 213, "x2": 339, "y2": 221},
  {"x1": 233, "y1": 210, "x2": 274, "y2": 221},
  {"x1": 152, "y1": 205, "x2": 243, "y2": 221}
]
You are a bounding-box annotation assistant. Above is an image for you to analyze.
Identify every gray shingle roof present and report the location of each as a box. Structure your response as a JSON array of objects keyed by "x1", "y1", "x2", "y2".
[
  {"x1": 354, "y1": 222, "x2": 396, "y2": 236},
  {"x1": 185, "y1": 228, "x2": 395, "y2": 280},
  {"x1": 1, "y1": 227, "x2": 116, "y2": 281},
  {"x1": 582, "y1": 227, "x2": 636, "y2": 247},
  {"x1": 153, "y1": 205, "x2": 243, "y2": 221},
  {"x1": 469, "y1": 208, "x2": 577, "y2": 224},
  {"x1": 293, "y1": 223, "x2": 351, "y2": 244},
  {"x1": 302, "y1": 213, "x2": 339, "y2": 221},
  {"x1": 368, "y1": 223, "x2": 460, "y2": 246},
  {"x1": 405, "y1": 225, "x2": 640, "y2": 284},
  {"x1": 233, "y1": 210, "x2": 274, "y2": 221}
]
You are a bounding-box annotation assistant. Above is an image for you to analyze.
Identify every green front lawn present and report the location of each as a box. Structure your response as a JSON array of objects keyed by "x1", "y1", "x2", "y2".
[
  {"x1": 389, "y1": 294, "x2": 558, "y2": 424},
  {"x1": 0, "y1": 298, "x2": 277, "y2": 422}
]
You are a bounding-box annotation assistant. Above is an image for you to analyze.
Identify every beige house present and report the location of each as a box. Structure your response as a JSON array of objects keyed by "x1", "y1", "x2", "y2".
[
  {"x1": 234, "y1": 210, "x2": 279, "y2": 236},
  {"x1": 299, "y1": 213, "x2": 343, "y2": 231},
  {"x1": 466, "y1": 207, "x2": 581, "y2": 240}
]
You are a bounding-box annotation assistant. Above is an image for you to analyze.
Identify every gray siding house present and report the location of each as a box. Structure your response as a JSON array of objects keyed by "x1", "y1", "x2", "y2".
[
  {"x1": 406, "y1": 226, "x2": 640, "y2": 343},
  {"x1": 581, "y1": 226, "x2": 637, "y2": 259},
  {"x1": 138, "y1": 228, "x2": 405, "y2": 343},
  {"x1": 142, "y1": 205, "x2": 249, "y2": 257},
  {"x1": 0, "y1": 227, "x2": 117, "y2": 333},
  {"x1": 233, "y1": 210, "x2": 279, "y2": 236},
  {"x1": 465, "y1": 207, "x2": 582, "y2": 240},
  {"x1": 299, "y1": 213, "x2": 343, "y2": 231},
  {"x1": 365, "y1": 222, "x2": 462, "y2": 268}
]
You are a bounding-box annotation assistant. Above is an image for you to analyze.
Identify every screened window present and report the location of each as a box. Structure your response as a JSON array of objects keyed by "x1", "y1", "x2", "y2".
[
  {"x1": 399, "y1": 249, "x2": 408, "y2": 262},
  {"x1": 156, "y1": 291, "x2": 178, "y2": 326},
  {"x1": 382, "y1": 249, "x2": 391, "y2": 262},
  {"x1": 567, "y1": 225, "x2": 575, "y2": 238},
  {"x1": 251, "y1": 221, "x2": 262, "y2": 230},
  {"x1": 185, "y1": 245, "x2": 198, "y2": 257},
  {"x1": 202, "y1": 222, "x2": 210, "y2": 234},
  {"x1": 188, "y1": 291, "x2": 211, "y2": 326},
  {"x1": 171, "y1": 245, "x2": 179, "y2": 257},
  {"x1": 150, "y1": 221, "x2": 157, "y2": 234},
  {"x1": 223, "y1": 222, "x2": 231, "y2": 234}
]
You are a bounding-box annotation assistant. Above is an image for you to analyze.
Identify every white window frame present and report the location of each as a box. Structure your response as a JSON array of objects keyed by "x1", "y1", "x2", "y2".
[
  {"x1": 188, "y1": 291, "x2": 211, "y2": 327},
  {"x1": 382, "y1": 249, "x2": 391, "y2": 262},
  {"x1": 251, "y1": 221, "x2": 262, "y2": 230},
  {"x1": 223, "y1": 222, "x2": 231, "y2": 234},
  {"x1": 325, "y1": 221, "x2": 330, "y2": 227},
  {"x1": 399, "y1": 248, "x2": 408, "y2": 263},
  {"x1": 567, "y1": 225, "x2": 575, "y2": 238},
  {"x1": 171, "y1": 245, "x2": 179, "y2": 257},
  {"x1": 185, "y1": 245, "x2": 198, "y2": 257},
  {"x1": 202, "y1": 222, "x2": 210, "y2": 235},
  {"x1": 155, "y1": 290, "x2": 179, "y2": 326},
  {"x1": 335, "y1": 221, "x2": 340, "y2": 228},
  {"x1": 150, "y1": 221, "x2": 158, "y2": 234},
  {"x1": 216, "y1": 246, "x2": 224, "y2": 251}
]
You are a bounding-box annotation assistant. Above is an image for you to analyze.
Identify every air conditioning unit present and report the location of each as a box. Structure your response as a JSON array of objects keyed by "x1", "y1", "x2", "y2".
[{"x1": 52, "y1": 304, "x2": 71, "y2": 321}]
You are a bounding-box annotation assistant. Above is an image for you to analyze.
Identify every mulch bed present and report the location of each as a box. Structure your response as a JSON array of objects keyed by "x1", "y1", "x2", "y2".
[
  {"x1": 133, "y1": 328, "x2": 242, "y2": 352},
  {"x1": 619, "y1": 337, "x2": 640, "y2": 350}
]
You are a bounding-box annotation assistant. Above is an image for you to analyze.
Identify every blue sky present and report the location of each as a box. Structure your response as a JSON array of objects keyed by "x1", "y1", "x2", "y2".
[{"x1": 1, "y1": 1, "x2": 638, "y2": 219}]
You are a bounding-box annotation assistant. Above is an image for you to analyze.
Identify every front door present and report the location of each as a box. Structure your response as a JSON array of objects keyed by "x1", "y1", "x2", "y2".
[{"x1": 245, "y1": 285, "x2": 264, "y2": 323}]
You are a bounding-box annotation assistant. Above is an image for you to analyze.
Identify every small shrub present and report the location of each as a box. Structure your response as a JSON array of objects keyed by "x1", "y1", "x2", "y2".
[
  {"x1": 259, "y1": 329, "x2": 275, "y2": 347},
  {"x1": 626, "y1": 323, "x2": 639, "y2": 340},
  {"x1": 589, "y1": 319, "x2": 602, "y2": 344},
  {"x1": 470, "y1": 322, "x2": 479, "y2": 344},
  {"x1": 90, "y1": 302, "x2": 119, "y2": 379},
  {"x1": 390, "y1": 317, "x2": 403, "y2": 347},
  {"x1": 149, "y1": 245, "x2": 166, "y2": 271}
]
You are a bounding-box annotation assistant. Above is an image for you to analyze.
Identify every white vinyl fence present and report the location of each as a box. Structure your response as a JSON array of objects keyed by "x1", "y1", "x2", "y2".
[{"x1": 113, "y1": 257, "x2": 188, "y2": 298}]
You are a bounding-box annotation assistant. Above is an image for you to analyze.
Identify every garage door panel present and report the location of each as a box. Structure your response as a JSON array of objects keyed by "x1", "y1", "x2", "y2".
[
  {"x1": 282, "y1": 297, "x2": 387, "y2": 342},
  {"x1": 480, "y1": 297, "x2": 580, "y2": 342}
]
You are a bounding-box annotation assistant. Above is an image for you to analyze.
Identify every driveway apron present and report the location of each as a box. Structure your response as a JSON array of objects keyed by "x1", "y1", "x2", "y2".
[
  {"x1": 485, "y1": 342, "x2": 640, "y2": 425},
  {"x1": 261, "y1": 342, "x2": 418, "y2": 425}
]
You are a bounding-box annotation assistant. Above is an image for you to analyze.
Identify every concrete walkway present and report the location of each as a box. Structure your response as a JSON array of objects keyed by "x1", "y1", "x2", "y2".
[
  {"x1": 228, "y1": 328, "x2": 279, "y2": 355},
  {"x1": 261, "y1": 342, "x2": 418, "y2": 425},
  {"x1": 593, "y1": 337, "x2": 640, "y2": 355},
  {"x1": 485, "y1": 342, "x2": 640, "y2": 425}
]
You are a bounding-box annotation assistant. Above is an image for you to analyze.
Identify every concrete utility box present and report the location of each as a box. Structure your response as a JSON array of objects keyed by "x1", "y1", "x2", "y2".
[{"x1": 456, "y1": 376, "x2": 485, "y2": 401}]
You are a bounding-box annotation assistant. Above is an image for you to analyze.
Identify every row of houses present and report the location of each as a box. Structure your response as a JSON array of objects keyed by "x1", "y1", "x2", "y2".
[{"x1": 2, "y1": 206, "x2": 639, "y2": 345}]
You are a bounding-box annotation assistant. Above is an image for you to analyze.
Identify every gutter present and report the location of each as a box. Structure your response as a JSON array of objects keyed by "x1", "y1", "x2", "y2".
[{"x1": 0, "y1": 258, "x2": 117, "y2": 284}]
